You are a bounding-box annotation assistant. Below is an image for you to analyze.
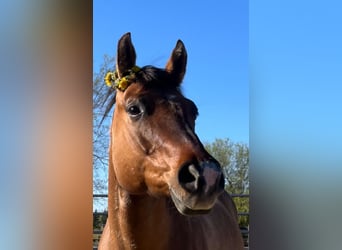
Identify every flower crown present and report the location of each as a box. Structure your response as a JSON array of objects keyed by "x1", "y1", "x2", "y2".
[{"x1": 104, "y1": 66, "x2": 141, "y2": 91}]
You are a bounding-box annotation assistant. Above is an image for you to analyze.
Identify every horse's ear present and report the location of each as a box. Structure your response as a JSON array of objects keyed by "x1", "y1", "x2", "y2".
[
  {"x1": 116, "y1": 32, "x2": 137, "y2": 78},
  {"x1": 165, "y1": 40, "x2": 187, "y2": 86}
]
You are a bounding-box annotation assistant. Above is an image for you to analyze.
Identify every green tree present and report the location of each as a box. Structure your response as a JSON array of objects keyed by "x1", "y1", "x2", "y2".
[
  {"x1": 93, "y1": 210, "x2": 102, "y2": 230},
  {"x1": 205, "y1": 138, "x2": 249, "y2": 227},
  {"x1": 93, "y1": 210, "x2": 108, "y2": 230}
]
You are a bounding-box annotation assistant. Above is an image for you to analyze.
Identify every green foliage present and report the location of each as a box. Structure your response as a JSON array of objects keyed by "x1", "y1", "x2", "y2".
[
  {"x1": 205, "y1": 138, "x2": 249, "y2": 227},
  {"x1": 93, "y1": 210, "x2": 108, "y2": 230},
  {"x1": 233, "y1": 196, "x2": 249, "y2": 227}
]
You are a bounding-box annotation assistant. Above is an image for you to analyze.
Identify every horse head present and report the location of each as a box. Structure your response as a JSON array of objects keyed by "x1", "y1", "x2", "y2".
[{"x1": 109, "y1": 33, "x2": 225, "y2": 215}]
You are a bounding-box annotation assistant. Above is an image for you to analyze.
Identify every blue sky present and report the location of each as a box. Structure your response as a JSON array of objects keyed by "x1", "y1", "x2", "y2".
[{"x1": 93, "y1": 0, "x2": 249, "y2": 144}]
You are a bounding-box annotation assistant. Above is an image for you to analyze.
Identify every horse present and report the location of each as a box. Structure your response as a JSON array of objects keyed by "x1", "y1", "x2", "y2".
[{"x1": 98, "y1": 33, "x2": 244, "y2": 250}]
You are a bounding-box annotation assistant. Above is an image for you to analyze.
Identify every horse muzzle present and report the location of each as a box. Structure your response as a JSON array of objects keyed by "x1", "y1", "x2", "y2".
[{"x1": 170, "y1": 160, "x2": 225, "y2": 215}]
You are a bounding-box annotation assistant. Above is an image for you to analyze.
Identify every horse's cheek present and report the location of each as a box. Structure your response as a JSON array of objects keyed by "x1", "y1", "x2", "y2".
[
  {"x1": 144, "y1": 168, "x2": 170, "y2": 196},
  {"x1": 114, "y1": 164, "x2": 146, "y2": 194}
]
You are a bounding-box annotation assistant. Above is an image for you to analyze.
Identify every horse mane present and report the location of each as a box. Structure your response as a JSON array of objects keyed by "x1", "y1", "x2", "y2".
[{"x1": 101, "y1": 65, "x2": 182, "y2": 123}]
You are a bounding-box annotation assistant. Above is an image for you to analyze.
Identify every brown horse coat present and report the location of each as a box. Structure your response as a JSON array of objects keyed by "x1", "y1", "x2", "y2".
[{"x1": 98, "y1": 33, "x2": 244, "y2": 250}]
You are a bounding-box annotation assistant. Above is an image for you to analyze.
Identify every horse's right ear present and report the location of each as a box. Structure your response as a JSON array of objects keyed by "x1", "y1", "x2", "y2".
[{"x1": 116, "y1": 32, "x2": 137, "y2": 78}]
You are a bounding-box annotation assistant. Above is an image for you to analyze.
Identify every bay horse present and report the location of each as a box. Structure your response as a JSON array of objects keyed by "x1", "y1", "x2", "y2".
[{"x1": 99, "y1": 33, "x2": 243, "y2": 250}]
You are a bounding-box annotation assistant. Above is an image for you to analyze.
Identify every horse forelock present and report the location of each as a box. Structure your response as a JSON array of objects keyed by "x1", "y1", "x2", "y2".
[{"x1": 102, "y1": 65, "x2": 182, "y2": 123}]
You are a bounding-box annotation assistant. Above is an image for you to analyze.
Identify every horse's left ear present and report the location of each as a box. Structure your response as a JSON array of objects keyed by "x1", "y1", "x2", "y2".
[
  {"x1": 165, "y1": 40, "x2": 187, "y2": 86},
  {"x1": 116, "y1": 32, "x2": 137, "y2": 78}
]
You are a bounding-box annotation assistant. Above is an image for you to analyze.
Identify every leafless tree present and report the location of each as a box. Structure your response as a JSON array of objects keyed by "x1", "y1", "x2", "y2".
[{"x1": 93, "y1": 55, "x2": 115, "y2": 194}]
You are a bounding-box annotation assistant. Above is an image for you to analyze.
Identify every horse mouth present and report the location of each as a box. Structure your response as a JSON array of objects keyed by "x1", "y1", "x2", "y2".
[{"x1": 170, "y1": 189, "x2": 212, "y2": 216}]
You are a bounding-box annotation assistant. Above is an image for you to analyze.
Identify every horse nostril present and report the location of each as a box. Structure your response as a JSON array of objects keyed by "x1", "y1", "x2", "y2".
[
  {"x1": 218, "y1": 172, "x2": 225, "y2": 190},
  {"x1": 178, "y1": 163, "x2": 201, "y2": 193},
  {"x1": 188, "y1": 165, "x2": 200, "y2": 178}
]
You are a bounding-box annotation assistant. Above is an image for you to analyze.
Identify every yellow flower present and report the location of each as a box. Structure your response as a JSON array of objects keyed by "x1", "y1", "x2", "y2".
[
  {"x1": 116, "y1": 77, "x2": 129, "y2": 91},
  {"x1": 105, "y1": 66, "x2": 140, "y2": 91},
  {"x1": 105, "y1": 72, "x2": 114, "y2": 87}
]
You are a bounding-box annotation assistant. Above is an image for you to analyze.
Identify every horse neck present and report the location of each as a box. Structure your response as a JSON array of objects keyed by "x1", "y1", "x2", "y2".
[{"x1": 107, "y1": 161, "x2": 173, "y2": 249}]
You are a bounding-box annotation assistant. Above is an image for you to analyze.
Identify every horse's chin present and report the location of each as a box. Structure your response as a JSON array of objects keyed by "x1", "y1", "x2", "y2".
[{"x1": 170, "y1": 189, "x2": 213, "y2": 216}]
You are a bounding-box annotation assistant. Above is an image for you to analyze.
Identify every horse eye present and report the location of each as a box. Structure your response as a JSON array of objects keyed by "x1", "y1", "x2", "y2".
[{"x1": 127, "y1": 105, "x2": 142, "y2": 117}]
